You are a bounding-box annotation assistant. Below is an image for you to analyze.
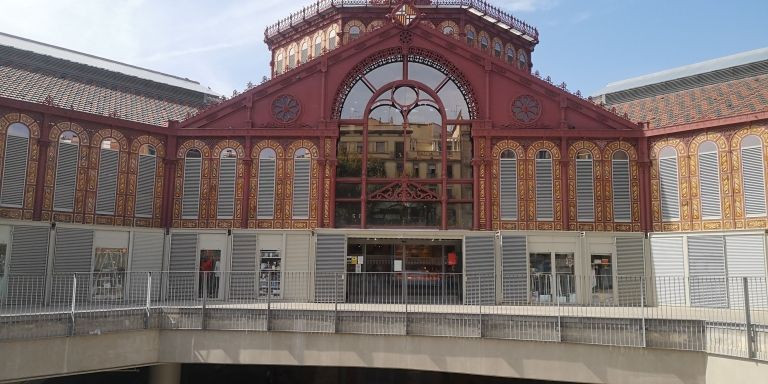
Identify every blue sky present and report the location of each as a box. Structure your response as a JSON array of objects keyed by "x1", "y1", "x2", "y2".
[{"x1": 2, "y1": 0, "x2": 767, "y2": 95}]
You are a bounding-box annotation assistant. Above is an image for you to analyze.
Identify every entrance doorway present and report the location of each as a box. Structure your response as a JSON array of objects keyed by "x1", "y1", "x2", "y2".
[{"x1": 345, "y1": 238, "x2": 462, "y2": 304}]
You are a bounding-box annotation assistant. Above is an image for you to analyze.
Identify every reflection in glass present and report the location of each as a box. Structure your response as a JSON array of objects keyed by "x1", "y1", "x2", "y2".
[
  {"x1": 335, "y1": 202, "x2": 361, "y2": 227},
  {"x1": 367, "y1": 202, "x2": 440, "y2": 227},
  {"x1": 92, "y1": 247, "x2": 128, "y2": 300}
]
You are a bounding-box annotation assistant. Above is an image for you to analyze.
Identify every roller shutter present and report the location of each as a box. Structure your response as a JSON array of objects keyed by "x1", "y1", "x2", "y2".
[
  {"x1": 134, "y1": 155, "x2": 156, "y2": 217},
  {"x1": 741, "y1": 146, "x2": 767, "y2": 216},
  {"x1": 616, "y1": 237, "x2": 645, "y2": 305},
  {"x1": 315, "y1": 233, "x2": 345, "y2": 302},
  {"x1": 535, "y1": 159, "x2": 553, "y2": 220},
  {"x1": 659, "y1": 157, "x2": 680, "y2": 221},
  {"x1": 95, "y1": 149, "x2": 119, "y2": 215},
  {"x1": 687, "y1": 235, "x2": 728, "y2": 308},
  {"x1": 256, "y1": 159, "x2": 276, "y2": 219},
  {"x1": 499, "y1": 159, "x2": 517, "y2": 220},
  {"x1": 130, "y1": 231, "x2": 165, "y2": 300},
  {"x1": 612, "y1": 160, "x2": 631, "y2": 222},
  {"x1": 7, "y1": 225, "x2": 49, "y2": 304},
  {"x1": 216, "y1": 158, "x2": 237, "y2": 219},
  {"x1": 465, "y1": 235, "x2": 495, "y2": 305},
  {"x1": 229, "y1": 232, "x2": 257, "y2": 299},
  {"x1": 725, "y1": 235, "x2": 767, "y2": 309},
  {"x1": 698, "y1": 152, "x2": 721, "y2": 219},
  {"x1": 53, "y1": 142, "x2": 79, "y2": 211},
  {"x1": 181, "y1": 158, "x2": 202, "y2": 219},
  {"x1": 52, "y1": 227, "x2": 94, "y2": 303},
  {"x1": 501, "y1": 235, "x2": 526, "y2": 303},
  {"x1": 292, "y1": 159, "x2": 310, "y2": 219},
  {"x1": 0, "y1": 135, "x2": 29, "y2": 207},
  {"x1": 168, "y1": 233, "x2": 197, "y2": 300},
  {"x1": 650, "y1": 236, "x2": 685, "y2": 305}
]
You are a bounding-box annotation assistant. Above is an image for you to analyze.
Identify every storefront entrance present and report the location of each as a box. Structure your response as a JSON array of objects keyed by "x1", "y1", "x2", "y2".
[{"x1": 345, "y1": 238, "x2": 462, "y2": 304}]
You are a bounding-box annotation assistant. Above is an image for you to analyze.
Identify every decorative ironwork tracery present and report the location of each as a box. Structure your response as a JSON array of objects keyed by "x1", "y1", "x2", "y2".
[{"x1": 368, "y1": 180, "x2": 440, "y2": 201}]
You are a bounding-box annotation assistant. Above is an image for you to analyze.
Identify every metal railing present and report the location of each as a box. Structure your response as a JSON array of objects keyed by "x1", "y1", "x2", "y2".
[{"x1": 0, "y1": 272, "x2": 765, "y2": 361}]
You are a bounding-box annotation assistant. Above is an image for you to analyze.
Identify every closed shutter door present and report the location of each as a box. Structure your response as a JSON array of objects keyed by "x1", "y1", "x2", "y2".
[
  {"x1": 95, "y1": 149, "x2": 119, "y2": 214},
  {"x1": 725, "y1": 235, "x2": 767, "y2": 308},
  {"x1": 576, "y1": 159, "x2": 595, "y2": 221},
  {"x1": 612, "y1": 160, "x2": 631, "y2": 222},
  {"x1": 53, "y1": 142, "x2": 79, "y2": 211},
  {"x1": 168, "y1": 233, "x2": 197, "y2": 300},
  {"x1": 741, "y1": 147, "x2": 767, "y2": 216},
  {"x1": 315, "y1": 233, "x2": 345, "y2": 302},
  {"x1": 257, "y1": 159, "x2": 276, "y2": 219},
  {"x1": 7, "y1": 225, "x2": 49, "y2": 304},
  {"x1": 130, "y1": 231, "x2": 164, "y2": 300},
  {"x1": 688, "y1": 235, "x2": 728, "y2": 308},
  {"x1": 650, "y1": 236, "x2": 685, "y2": 305},
  {"x1": 698, "y1": 152, "x2": 722, "y2": 219},
  {"x1": 217, "y1": 158, "x2": 237, "y2": 219},
  {"x1": 535, "y1": 159, "x2": 553, "y2": 220},
  {"x1": 53, "y1": 227, "x2": 94, "y2": 303},
  {"x1": 616, "y1": 237, "x2": 645, "y2": 305},
  {"x1": 181, "y1": 158, "x2": 202, "y2": 219},
  {"x1": 465, "y1": 235, "x2": 495, "y2": 305},
  {"x1": 135, "y1": 155, "x2": 156, "y2": 217},
  {"x1": 501, "y1": 235, "x2": 526, "y2": 303},
  {"x1": 499, "y1": 159, "x2": 517, "y2": 220},
  {"x1": 1, "y1": 135, "x2": 29, "y2": 206},
  {"x1": 230, "y1": 232, "x2": 257, "y2": 299},
  {"x1": 293, "y1": 159, "x2": 311, "y2": 219},
  {"x1": 659, "y1": 157, "x2": 680, "y2": 221}
]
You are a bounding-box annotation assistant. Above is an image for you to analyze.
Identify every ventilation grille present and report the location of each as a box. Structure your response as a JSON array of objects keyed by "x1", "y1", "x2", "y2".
[
  {"x1": 257, "y1": 159, "x2": 276, "y2": 219},
  {"x1": 465, "y1": 235, "x2": 495, "y2": 305},
  {"x1": 315, "y1": 233, "x2": 346, "y2": 302},
  {"x1": 741, "y1": 147, "x2": 767, "y2": 216},
  {"x1": 216, "y1": 158, "x2": 237, "y2": 219},
  {"x1": 0, "y1": 135, "x2": 29, "y2": 207},
  {"x1": 168, "y1": 233, "x2": 197, "y2": 300},
  {"x1": 135, "y1": 155, "x2": 156, "y2": 217},
  {"x1": 499, "y1": 159, "x2": 517, "y2": 220},
  {"x1": 659, "y1": 157, "x2": 680, "y2": 221},
  {"x1": 616, "y1": 237, "x2": 644, "y2": 305},
  {"x1": 535, "y1": 159, "x2": 553, "y2": 220},
  {"x1": 292, "y1": 159, "x2": 310, "y2": 219},
  {"x1": 95, "y1": 149, "x2": 119, "y2": 214},
  {"x1": 687, "y1": 235, "x2": 728, "y2": 308},
  {"x1": 181, "y1": 158, "x2": 202, "y2": 219},
  {"x1": 650, "y1": 236, "x2": 685, "y2": 305},
  {"x1": 53, "y1": 142, "x2": 79, "y2": 211},
  {"x1": 698, "y1": 152, "x2": 721, "y2": 219},
  {"x1": 612, "y1": 160, "x2": 632, "y2": 222},
  {"x1": 501, "y1": 235, "x2": 526, "y2": 303},
  {"x1": 576, "y1": 159, "x2": 595, "y2": 221},
  {"x1": 230, "y1": 232, "x2": 258, "y2": 299}
]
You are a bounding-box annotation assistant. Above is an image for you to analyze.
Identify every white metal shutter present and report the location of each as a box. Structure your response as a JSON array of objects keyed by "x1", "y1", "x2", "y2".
[
  {"x1": 230, "y1": 232, "x2": 257, "y2": 299},
  {"x1": 7, "y1": 225, "x2": 50, "y2": 304},
  {"x1": 535, "y1": 159, "x2": 553, "y2": 220},
  {"x1": 698, "y1": 152, "x2": 721, "y2": 219},
  {"x1": 257, "y1": 159, "x2": 276, "y2": 219},
  {"x1": 741, "y1": 146, "x2": 767, "y2": 216},
  {"x1": 0, "y1": 135, "x2": 29, "y2": 206},
  {"x1": 659, "y1": 157, "x2": 680, "y2": 221},
  {"x1": 168, "y1": 233, "x2": 197, "y2": 300},
  {"x1": 499, "y1": 159, "x2": 517, "y2": 220},
  {"x1": 612, "y1": 160, "x2": 631, "y2": 222},
  {"x1": 616, "y1": 237, "x2": 645, "y2": 305},
  {"x1": 130, "y1": 231, "x2": 165, "y2": 300},
  {"x1": 725, "y1": 235, "x2": 767, "y2": 309},
  {"x1": 576, "y1": 159, "x2": 595, "y2": 221},
  {"x1": 650, "y1": 236, "x2": 685, "y2": 305},
  {"x1": 501, "y1": 235, "x2": 526, "y2": 303},
  {"x1": 95, "y1": 149, "x2": 119, "y2": 214},
  {"x1": 216, "y1": 158, "x2": 237, "y2": 219},
  {"x1": 292, "y1": 158, "x2": 311, "y2": 219},
  {"x1": 135, "y1": 155, "x2": 156, "y2": 217},
  {"x1": 687, "y1": 235, "x2": 728, "y2": 308},
  {"x1": 53, "y1": 227, "x2": 94, "y2": 302},
  {"x1": 465, "y1": 235, "x2": 495, "y2": 305},
  {"x1": 53, "y1": 142, "x2": 79, "y2": 211},
  {"x1": 315, "y1": 233, "x2": 345, "y2": 302},
  {"x1": 181, "y1": 158, "x2": 202, "y2": 219}
]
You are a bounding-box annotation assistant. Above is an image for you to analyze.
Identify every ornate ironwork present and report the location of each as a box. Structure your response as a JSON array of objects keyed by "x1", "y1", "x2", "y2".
[
  {"x1": 368, "y1": 181, "x2": 440, "y2": 201},
  {"x1": 272, "y1": 94, "x2": 301, "y2": 123},
  {"x1": 511, "y1": 95, "x2": 541, "y2": 124}
]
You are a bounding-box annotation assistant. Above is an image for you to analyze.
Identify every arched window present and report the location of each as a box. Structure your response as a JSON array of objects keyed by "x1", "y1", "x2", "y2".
[
  {"x1": 535, "y1": 149, "x2": 553, "y2": 221},
  {"x1": 466, "y1": 28, "x2": 475, "y2": 46},
  {"x1": 493, "y1": 41, "x2": 502, "y2": 58},
  {"x1": 517, "y1": 49, "x2": 528, "y2": 70},
  {"x1": 741, "y1": 135, "x2": 767, "y2": 216},
  {"x1": 500, "y1": 149, "x2": 518, "y2": 220},
  {"x1": 288, "y1": 46, "x2": 297, "y2": 69},
  {"x1": 506, "y1": 46, "x2": 515, "y2": 64},
  {"x1": 658, "y1": 146, "x2": 680, "y2": 221},
  {"x1": 0, "y1": 123, "x2": 30, "y2": 207},
  {"x1": 575, "y1": 150, "x2": 595, "y2": 222},
  {"x1": 698, "y1": 141, "x2": 721, "y2": 219},
  {"x1": 257, "y1": 148, "x2": 277, "y2": 219},
  {"x1": 328, "y1": 27, "x2": 337, "y2": 50},
  {"x1": 181, "y1": 149, "x2": 202, "y2": 219},
  {"x1": 292, "y1": 148, "x2": 311, "y2": 219},
  {"x1": 275, "y1": 52, "x2": 284, "y2": 75},
  {"x1": 300, "y1": 42, "x2": 309, "y2": 64},
  {"x1": 348, "y1": 25, "x2": 361, "y2": 40},
  {"x1": 95, "y1": 138, "x2": 120, "y2": 215},
  {"x1": 611, "y1": 150, "x2": 631, "y2": 222},
  {"x1": 135, "y1": 144, "x2": 157, "y2": 218},
  {"x1": 442, "y1": 26, "x2": 454, "y2": 35},
  {"x1": 217, "y1": 148, "x2": 237, "y2": 219},
  {"x1": 53, "y1": 131, "x2": 80, "y2": 211},
  {"x1": 479, "y1": 35, "x2": 489, "y2": 51},
  {"x1": 314, "y1": 34, "x2": 323, "y2": 57}
]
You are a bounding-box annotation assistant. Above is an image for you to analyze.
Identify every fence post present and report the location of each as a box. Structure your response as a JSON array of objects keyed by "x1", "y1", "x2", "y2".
[
  {"x1": 201, "y1": 272, "x2": 208, "y2": 330},
  {"x1": 403, "y1": 271, "x2": 408, "y2": 335},
  {"x1": 69, "y1": 274, "x2": 77, "y2": 336},
  {"x1": 333, "y1": 272, "x2": 338, "y2": 333},
  {"x1": 640, "y1": 276, "x2": 647, "y2": 347},
  {"x1": 555, "y1": 274, "x2": 561, "y2": 342},
  {"x1": 478, "y1": 274, "x2": 483, "y2": 338},
  {"x1": 743, "y1": 277, "x2": 755, "y2": 359},
  {"x1": 145, "y1": 272, "x2": 152, "y2": 329},
  {"x1": 266, "y1": 271, "x2": 271, "y2": 331}
]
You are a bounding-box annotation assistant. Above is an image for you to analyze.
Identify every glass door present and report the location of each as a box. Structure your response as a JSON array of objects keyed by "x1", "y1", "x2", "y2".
[
  {"x1": 199, "y1": 249, "x2": 223, "y2": 300},
  {"x1": 554, "y1": 253, "x2": 576, "y2": 304},
  {"x1": 590, "y1": 254, "x2": 614, "y2": 305},
  {"x1": 529, "y1": 253, "x2": 552, "y2": 303}
]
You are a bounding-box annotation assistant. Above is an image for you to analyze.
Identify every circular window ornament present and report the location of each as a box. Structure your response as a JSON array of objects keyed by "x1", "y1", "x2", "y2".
[
  {"x1": 511, "y1": 95, "x2": 541, "y2": 124},
  {"x1": 272, "y1": 94, "x2": 301, "y2": 123}
]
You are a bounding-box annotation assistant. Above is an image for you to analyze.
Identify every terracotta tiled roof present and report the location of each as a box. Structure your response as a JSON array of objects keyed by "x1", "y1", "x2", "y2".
[{"x1": 608, "y1": 74, "x2": 768, "y2": 129}]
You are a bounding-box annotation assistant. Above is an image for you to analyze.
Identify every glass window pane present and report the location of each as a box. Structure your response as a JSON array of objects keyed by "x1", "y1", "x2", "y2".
[
  {"x1": 366, "y1": 202, "x2": 440, "y2": 227},
  {"x1": 335, "y1": 202, "x2": 361, "y2": 227}
]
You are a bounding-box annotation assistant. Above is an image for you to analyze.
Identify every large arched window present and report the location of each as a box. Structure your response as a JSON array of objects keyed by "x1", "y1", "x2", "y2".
[
  {"x1": 328, "y1": 27, "x2": 337, "y2": 50},
  {"x1": 741, "y1": 135, "x2": 767, "y2": 216},
  {"x1": 506, "y1": 45, "x2": 515, "y2": 64},
  {"x1": 348, "y1": 25, "x2": 361, "y2": 41},
  {"x1": 575, "y1": 150, "x2": 595, "y2": 222},
  {"x1": 53, "y1": 131, "x2": 80, "y2": 211},
  {"x1": 535, "y1": 149, "x2": 553, "y2": 221},
  {"x1": 0, "y1": 123, "x2": 30, "y2": 207},
  {"x1": 182, "y1": 149, "x2": 202, "y2": 219},
  {"x1": 658, "y1": 146, "x2": 680, "y2": 221},
  {"x1": 314, "y1": 34, "x2": 323, "y2": 57},
  {"x1": 493, "y1": 40, "x2": 502, "y2": 58},
  {"x1": 135, "y1": 144, "x2": 157, "y2": 218},
  {"x1": 500, "y1": 149, "x2": 518, "y2": 220},
  {"x1": 292, "y1": 148, "x2": 311, "y2": 219},
  {"x1": 336, "y1": 55, "x2": 473, "y2": 229},
  {"x1": 288, "y1": 46, "x2": 297, "y2": 69},
  {"x1": 611, "y1": 150, "x2": 631, "y2": 222},
  {"x1": 300, "y1": 42, "x2": 309, "y2": 64},
  {"x1": 517, "y1": 49, "x2": 528, "y2": 70},
  {"x1": 257, "y1": 148, "x2": 277, "y2": 219},
  {"x1": 95, "y1": 138, "x2": 120, "y2": 215},
  {"x1": 275, "y1": 52, "x2": 284, "y2": 75},
  {"x1": 217, "y1": 148, "x2": 237, "y2": 219},
  {"x1": 698, "y1": 141, "x2": 721, "y2": 219}
]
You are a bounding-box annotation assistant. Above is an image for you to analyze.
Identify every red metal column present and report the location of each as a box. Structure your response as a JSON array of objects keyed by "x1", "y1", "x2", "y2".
[
  {"x1": 33, "y1": 113, "x2": 50, "y2": 221},
  {"x1": 638, "y1": 136, "x2": 651, "y2": 232},
  {"x1": 560, "y1": 137, "x2": 569, "y2": 231},
  {"x1": 241, "y1": 136, "x2": 252, "y2": 229},
  {"x1": 162, "y1": 133, "x2": 177, "y2": 229}
]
